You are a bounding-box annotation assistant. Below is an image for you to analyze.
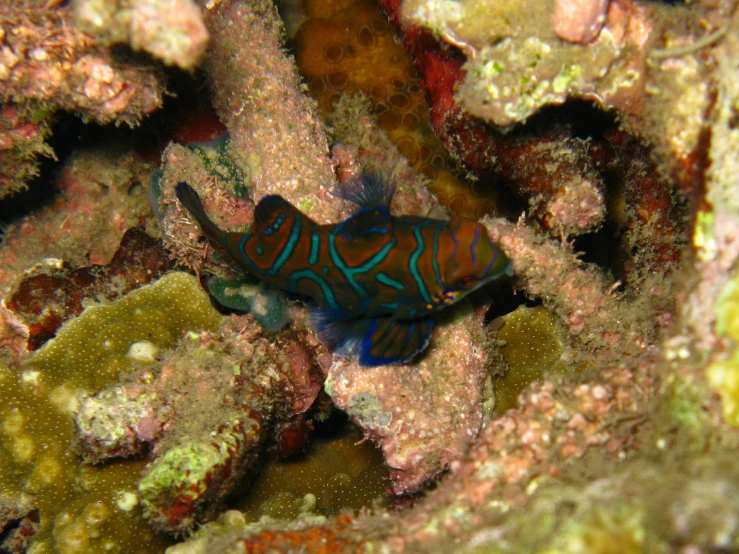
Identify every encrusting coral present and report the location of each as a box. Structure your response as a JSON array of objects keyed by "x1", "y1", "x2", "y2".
[
  {"x1": 72, "y1": 0, "x2": 209, "y2": 70},
  {"x1": 0, "y1": 271, "x2": 223, "y2": 553}
]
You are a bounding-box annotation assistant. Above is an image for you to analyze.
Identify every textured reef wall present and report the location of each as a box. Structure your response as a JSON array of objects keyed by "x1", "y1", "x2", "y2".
[{"x1": 1, "y1": 0, "x2": 739, "y2": 552}]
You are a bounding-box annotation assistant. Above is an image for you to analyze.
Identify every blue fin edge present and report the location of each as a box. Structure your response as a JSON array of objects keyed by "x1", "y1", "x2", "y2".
[{"x1": 333, "y1": 172, "x2": 396, "y2": 210}]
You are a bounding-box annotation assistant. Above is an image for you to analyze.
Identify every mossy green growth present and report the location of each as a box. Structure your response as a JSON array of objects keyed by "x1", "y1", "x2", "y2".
[
  {"x1": 707, "y1": 351, "x2": 739, "y2": 427},
  {"x1": 538, "y1": 503, "x2": 647, "y2": 554},
  {"x1": 708, "y1": 275, "x2": 739, "y2": 427},
  {"x1": 714, "y1": 276, "x2": 739, "y2": 342},
  {"x1": 138, "y1": 414, "x2": 259, "y2": 532},
  {"x1": 208, "y1": 278, "x2": 260, "y2": 312},
  {"x1": 187, "y1": 134, "x2": 249, "y2": 197},
  {"x1": 0, "y1": 272, "x2": 223, "y2": 553},
  {"x1": 492, "y1": 305, "x2": 569, "y2": 413}
]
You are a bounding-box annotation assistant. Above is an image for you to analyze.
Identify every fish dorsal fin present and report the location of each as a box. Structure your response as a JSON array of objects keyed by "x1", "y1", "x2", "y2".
[
  {"x1": 338, "y1": 207, "x2": 392, "y2": 240},
  {"x1": 310, "y1": 309, "x2": 433, "y2": 366},
  {"x1": 253, "y1": 195, "x2": 296, "y2": 234},
  {"x1": 333, "y1": 172, "x2": 396, "y2": 210}
]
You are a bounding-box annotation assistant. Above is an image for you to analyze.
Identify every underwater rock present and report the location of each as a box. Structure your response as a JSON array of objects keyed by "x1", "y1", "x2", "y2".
[
  {"x1": 552, "y1": 0, "x2": 609, "y2": 44},
  {"x1": 0, "y1": 141, "x2": 155, "y2": 291},
  {"x1": 394, "y1": 0, "x2": 720, "y2": 193},
  {"x1": 483, "y1": 216, "x2": 670, "y2": 358},
  {"x1": 493, "y1": 127, "x2": 606, "y2": 236},
  {"x1": 5, "y1": 228, "x2": 174, "y2": 351},
  {"x1": 73, "y1": 0, "x2": 209, "y2": 70},
  {"x1": 0, "y1": 492, "x2": 39, "y2": 553},
  {"x1": 0, "y1": 271, "x2": 223, "y2": 552},
  {"x1": 167, "y1": 512, "x2": 361, "y2": 554},
  {"x1": 325, "y1": 303, "x2": 491, "y2": 495},
  {"x1": 159, "y1": 142, "x2": 254, "y2": 276},
  {"x1": 0, "y1": 3, "x2": 163, "y2": 126},
  {"x1": 204, "y1": 0, "x2": 339, "y2": 222},
  {"x1": 0, "y1": 106, "x2": 54, "y2": 200}
]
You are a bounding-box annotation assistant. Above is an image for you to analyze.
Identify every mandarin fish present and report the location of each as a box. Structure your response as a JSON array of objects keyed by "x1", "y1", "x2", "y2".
[{"x1": 175, "y1": 174, "x2": 511, "y2": 366}]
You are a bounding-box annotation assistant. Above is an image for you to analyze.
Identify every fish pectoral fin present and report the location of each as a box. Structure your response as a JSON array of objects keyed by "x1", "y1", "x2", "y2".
[{"x1": 312, "y1": 309, "x2": 433, "y2": 367}]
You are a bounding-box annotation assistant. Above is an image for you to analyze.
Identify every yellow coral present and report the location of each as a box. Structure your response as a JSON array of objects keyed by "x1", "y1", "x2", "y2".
[
  {"x1": 0, "y1": 272, "x2": 222, "y2": 553},
  {"x1": 295, "y1": 0, "x2": 502, "y2": 218},
  {"x1": 539, "y1": 504, "x2": 647, "y2": 554},
  {"x1": 492, "y1": 305, "x2": 568, "y2": 413},
  {"x1": 234, "y1": 423, "x2": 387, "y2": 519},
  {"x1": 707, "y1": 353, "x2": 739, "y2": 427}
]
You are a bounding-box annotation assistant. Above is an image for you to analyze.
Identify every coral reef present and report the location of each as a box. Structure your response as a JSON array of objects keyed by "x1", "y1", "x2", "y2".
[
  {"x1": 0, "y1": 140, "x2": 154, "y2": 288},
  {"x1": 204, "y1": 0, "x2": 338, "y2": 217},
  {"x1": 294, "y1": 0, "x2": 503, "y2": 219},
  {"x1": 76, "y1": 313, "x2": 325, "y2": 535},
  {"x1": 5, "y1": 227, "x2": 174, "y2": 350},
  {"x1": 325, "y1": 302, "x2": 492, "y2": 494},
  {"x1": 396, "y1": 0, "x2": 719, "y2": 191},
  {"x1": 0, "y1": 492, "x2": 38, "y2": 553},
  {"x1": 72, "y1": 0, "x2": 209, "y2": 70},
  {"x1": 0, "y1": 0, "x2": 738, "y2": 552},
  {"x1": 0, "y1": 106, "x2": 54, "y2": 199},
  {"x1": 0, "y1": 1, "x2": 164, "y2": 197},
  {"x1": 0, "y1": 271, "x2": 223, "y2": 553},
  {"x1": 235, "y1": 421, "x2": 388, "y2": 520},
  {"x1": 491, "y1": 305, "x2": 569, "y2": 414}
]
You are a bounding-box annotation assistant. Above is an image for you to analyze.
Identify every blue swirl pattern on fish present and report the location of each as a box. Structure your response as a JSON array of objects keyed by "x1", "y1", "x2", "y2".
[{"x1": 175, "y1": 174, "x2": 511, "y2": 366}]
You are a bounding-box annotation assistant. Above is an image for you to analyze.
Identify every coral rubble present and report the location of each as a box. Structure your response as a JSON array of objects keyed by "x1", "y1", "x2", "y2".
[
  {"x1": 72, "y1": 0, "x2": 209, "y2": 70},
  {"x1": 0, "y1": 1, "x2": 164, "y2": 197}
]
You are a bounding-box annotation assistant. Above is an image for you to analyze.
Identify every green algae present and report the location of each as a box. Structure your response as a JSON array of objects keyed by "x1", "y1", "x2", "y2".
[
  {"x1": 0, "y1": 272, "x2": 223, "y2": 553},
  {"x1": 208, "y1": 278, "x2": 259, "y2": 312},
  {"x1": 187, "y1": 134, "x2": 250, "y2": 198},
  {"x1": 492, "y1": 305, "x2": 569, "y2": 413},
  {"x1": 233, "y1": 423, "x2": 388, "y2": 520},
  {"x1": 538, "y1": 503, "x2": 647, "y2": 554},
  {"x1": 707, "y1": 273, "x2": 739, "y2": 427}
]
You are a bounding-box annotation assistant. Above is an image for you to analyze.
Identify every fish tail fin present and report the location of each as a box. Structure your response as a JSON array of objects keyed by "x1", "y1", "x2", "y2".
[{"x1": 175, "y1": 182, "x2": 225, "y2": 244}]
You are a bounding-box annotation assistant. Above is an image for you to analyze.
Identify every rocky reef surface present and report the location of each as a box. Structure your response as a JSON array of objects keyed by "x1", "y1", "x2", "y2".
[{"x1": 1, "y1": 0, "x2": 739, "y2": 552}]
